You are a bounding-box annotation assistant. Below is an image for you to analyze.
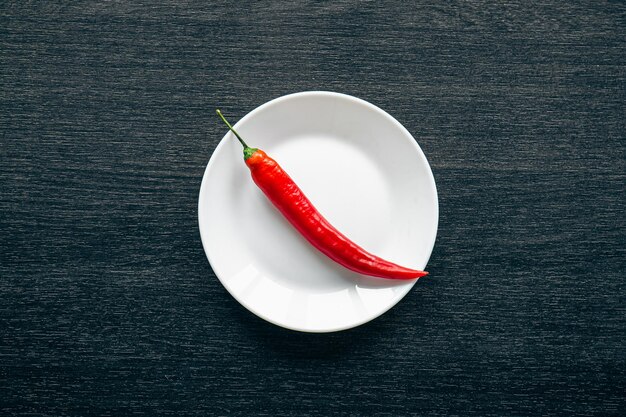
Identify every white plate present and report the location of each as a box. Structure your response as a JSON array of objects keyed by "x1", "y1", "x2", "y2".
[{"x1": 198, "y1": 92, "x2": 438, "y2": 332}]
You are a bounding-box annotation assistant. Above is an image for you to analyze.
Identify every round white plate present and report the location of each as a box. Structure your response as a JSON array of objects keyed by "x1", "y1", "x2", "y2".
[{"x1": 198, "y1": 92, "x2": 438, "y2": 332}]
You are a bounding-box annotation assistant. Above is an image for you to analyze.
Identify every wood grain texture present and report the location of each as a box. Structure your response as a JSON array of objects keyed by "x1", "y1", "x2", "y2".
[{"x1": 1, "y1": 1, "x2": 624, "y2": 415}]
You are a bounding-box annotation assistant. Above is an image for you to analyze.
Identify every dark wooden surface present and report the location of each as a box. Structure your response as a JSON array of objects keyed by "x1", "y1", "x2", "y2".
[{"x1": 1, "y1": 1, "x2": 625, "y2": 415}]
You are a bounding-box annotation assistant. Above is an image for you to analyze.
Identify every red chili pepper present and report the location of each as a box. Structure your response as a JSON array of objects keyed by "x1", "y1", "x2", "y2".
[{"x1": 216, "y1": 109, "x2": 428, "y2": 280}]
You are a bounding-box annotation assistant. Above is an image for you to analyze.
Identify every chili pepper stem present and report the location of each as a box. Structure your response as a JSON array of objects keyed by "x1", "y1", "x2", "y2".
[
  {"x1": 216, "y1": 109, "x2": 258, "y2": 160},
  {"x1": 216, "y1": 109, "x2": 249, "y2": 148}
]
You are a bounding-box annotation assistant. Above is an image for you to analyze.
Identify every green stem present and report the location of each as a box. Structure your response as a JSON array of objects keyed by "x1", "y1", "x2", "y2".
[{"x1": 216, "y1": 109, "x2": 249, "y2": 149}]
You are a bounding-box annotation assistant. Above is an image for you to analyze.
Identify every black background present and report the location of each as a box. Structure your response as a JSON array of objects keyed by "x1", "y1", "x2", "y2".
[{"x1": 1, "y1": 1, "x2": 624, "y2": 416}]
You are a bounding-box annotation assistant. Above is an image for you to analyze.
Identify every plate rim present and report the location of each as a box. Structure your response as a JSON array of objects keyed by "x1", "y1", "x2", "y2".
[{"x1": 198, "y1": 91, "x2": 439, "y2": 332}]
